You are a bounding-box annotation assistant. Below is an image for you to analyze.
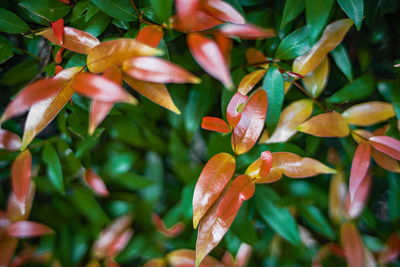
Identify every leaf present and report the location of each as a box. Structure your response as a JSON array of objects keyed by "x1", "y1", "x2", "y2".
[
  {"x1": 349, "y1": 142, "x2": 371, "y2": 201},
  {"x1": 200, "y1": 0, "x2": 245, "y2": 24},
  {"x1": 143, "y1": 258, "x2": 166, "y2": 267},
  {"x1": 245, "y1": 151, "x2": 273, "y2": 179},
  {"x1": 293, "y1": 18, "x2": 354, "y2": 76},
  {"x1": 232, "y1": 89, "x2": 268, "y2": 155},
  {"x1": 238, "y1": 69, "x2": 267, "y2": 95},
  {"x1": 303, "y1": 57, "x2": 330, "y2": 97},
  {"x1": 345, "y1": 172, "x2": 371, "y2": 219},
  {"x1": 38, "y1": 27, "x2": 100, "y2": 54},
  {"x1": 0, "y1": 43, "x2": 13, "y2": 64},
  {"x1": 201, "y1": 116, "x2": 232, "y2": 133},
  {"x1": 7, "y1": 181, "x2": 36, "y2": 222},
  {"x1": 298, "y1": 204, "x2": 335, "y2": 239},
  {"x1": 263, "y1": 65, "x2": 283, "y2": 134},
  {"x1": 123, "y1": 75, "x2": 180, "y2": 114},
  {"x1": 245, "y1": 48, "x2": 267, "y2": 65},
  {"x1": 122, "y1": 57, "x2": 200, "y2": 84},
  {"x1": 193, "y1": 152, "x2": 236, "y2": 228},
  {"x1": 91, "y1": 0, "x2": 137, "y2": 21},
  {"x1": 297, "y1": 112, "x2": 350, "y2": 137},
  {"x1": 330, "y1": 44, "x2": 353, "y2": 81},
  {"x1": 43, "y1": 143, "x2": 64, "y2": 194},
  {"x1": 264, "y1": 99, "x2": 313, "y2": 143},
  {"x1": 84, "y1": 168, "x2": 109, "y2": 197},
  {"x1": 1, "y1": 78, "x2": 68, "y2": 123},
  {"x1": 326, "y1": 74, "x2": 375, "y2": 103},
  {"x1": 219, "y1": 23, "x2": 276, "y2": 39},
  {"x1": 254, "y1": 186, "x2": 301, "y2": 245},
  {"x1": 0, "y1": 235, "x2": 18, "y2": 267},
  {"x1": 106, "y1": 228, "x2": 133, "y2": 257},
  {"x1": 226, "y1": 92, "x2": 248, "y2": 128},
  {"x1": 341, "y1": 222, "x2": 364, "y2": 267},
  {"x1": 196, "y1": 175, "x2": 254, "y2": 266},
  {"x1": 305, "y1": 0, "x2": 334, "y2": 42},
  {"x1": 11, "y1": 150, "x2": 32, "y2": 207},
  {"x1": 214, "y1": 32, "x2": 232, "y2": 62},
  {"x1": 19, "y1": 0, "x2": 71, "y2": 22},
  {"x1": 0, "y1": 129, "x2": 22, "y2": 151},
  {"x1": 371, "y1": 148, "x2": 400, "y2": 173},
  {"x1": 0, "y1": 8, "x2": 30, "y2": 34},
  {"x1": 175, "y1": 0, "x2": 202, "y2": 30},
  {"x1": 275, "y1": 26, "x2": 311, "y2": 60},
  {"x1": 369, "y1": 136, "x2": 400, "y2": 161},
  {"x1": 166, "y1": 249, "x2": 223, "y2": 267},
  {"x1": 7, "y1": 221, "x2": 53, "y2": 238},
  {"x1": 152, "y1": 213, "x2": 184, "y2": 237},
  {"x1": 337, "y1": 0, "x2": 364, "y2": 30},
  {"x1": 254, "y1": 152, "x2": 336, "y2": 183},
  {"x1": 51, "y1": 18, "x2": 64, "y2": 44},
  {"x1": 281, "y1": 0, "x2": 305, "y2": 28},
  {"x1": 236, "y1": 243, "x2": 252, "y2": 267},
  {"x1": 171, "y1": 10, "x2": 223, "y2": 32},
  {"x1": 344, "y1": 102, "x2": 395, "y2": 127},
  {"x1": 187, "y1": 33, "x2": 232, "y2": 88},
  {"x1": 136, "y1": 25, "x2": 164, "y2": 48},
  {"x1": 86, "y1": 38, "x2": 162, "y2": 73},
  {"x1": 329, "y1": 171, "x2": 346, "y2": 224},
  {"x1": 150, "y1": 0, "x2": 173, "y2": 23},
  {"x1": 378, "y1": 233, "x2": 400, "y2": 264}
]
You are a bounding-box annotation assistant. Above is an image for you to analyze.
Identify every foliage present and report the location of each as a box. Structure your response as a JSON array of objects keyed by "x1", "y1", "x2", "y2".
[{"x1": 0, "y1": 0, "x2": 400, "y2": 266}]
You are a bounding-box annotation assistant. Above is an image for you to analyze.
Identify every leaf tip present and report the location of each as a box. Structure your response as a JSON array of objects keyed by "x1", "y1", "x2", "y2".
[{"x1": 191, "y1": 76, "x2": 202, "y2": 84}]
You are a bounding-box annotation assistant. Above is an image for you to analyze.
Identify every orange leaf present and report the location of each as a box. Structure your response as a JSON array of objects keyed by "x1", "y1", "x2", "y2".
[
  {"x1": 105, "y1": 228, "x2": 134, "y2": 257},
  {"x1": 193, "y1": 153, "x2": 236, "y2": 229},
  {"x1": 86, "y1": 39, "x2": 162, "y2": 73},
  {"x1": 11, "y1": 150, "x2": 32, "y2": 208},
  {"x1": 238, "y1": 69, "x2": 267, "y2": 95},
  {"x1": 201, "y1": 116, "x2": 231, "y2": 133},
  {"x1": 245, "y1": 48, "x2": 267, "y2": 65},
  {"x1": 136, "y1": 25, "x2": 163, "y2": 48},
  {"x1": 232, "y1": 89, "x2": 268, "y2": 155},
  {"x1": 200, "y1": 0, "x2": 245, "y2": 24},
  {"x1": 214, "y1": 32, "x2": 232, "y2": 63},
  {"x1": 345, "y1": 173, "x2": 371, "y2": 219},
  {"x1": 123, "y1": 75, "x2": 180, "y2": 114},
  {"x1": 254, "y1": 152, "x2": 336, "y2": 183},
  {"x1": 378, "y1": 233, "x2": 400, "y2": 264},
  {"x1": 226, "y1": 92, "x2": 248, "y2": 128},
  {"x1": 245, "y1": 151, "x2": 272, "y2": 179},
  {"x1": 0, "y1": 235, "x2": 18, "y2": 267},
  {"x1": 55, "y1": 47, "x2": 64, "y2": 64},
  {"x1": 84, "y1": 168, "x2": 109, "y2": 197},
  {"x1": 0, "y1": 129, "x2": 21, "y2": 151},
  {"x1": 342, "y1": 101, "x2": 395, "y2": 126},
  {"x1": 7, "y1": 221, "x2": 53, "y2": 238},
  {"x1": 166, "y1": 249, "x2": 223, "y2": 267},
  {"x1": 187, "y1": 33, "x2": 232, "y2": 88},
  {"x1": 369, "y1": 136, "x2": 400, "y2": 161},
  {"x1": 171, "y1": 12, "x2": 224, "y2": 32},
  {"x1": 105, "y1": 258, "x2": 120, "y2": 267},
  {"x1": 219, "y1": 24, "x2": 276, "y2": 39},
  {"x1": 7, "y1": 181, "x2": 35, "y2": 222},
  {"x1": 38, "y1": 27, "x2": 100, "y2": 54},
  {"x1": 303, "y1": 57, "x2": 330, "y2": 97},
  {"x1": 296, "y1": 112, "x2": 350, "y2": 137},
  {"x1": 1, "y1": 78, "x2": 68, "y2": 123},
  {"x1": 329, "y1": 171, "x2": 346, "y2": 224},
  {"x1": 349, "y1": 142, "x2": 371, "y2": 201},
  {"x1": 51, "y1": 18, "x2": 64, "y2": 45},
  {"x1": 175, "y1": 0, "x2": 201, "y2": 30},
  {"x1": 293, "y1": 19, "x2": 353, "y2": 76},
  {"x1": 371, "y1": 148, "x2": 400, "y2": 173},
  {"x1": 152, "y1": 213, "x2": 184, "y2": 237},
  {"x1": 264, "y1": 99, "x2": 313, "y2": 143},
  {"x1": 341, "y1": 222, "x2": 364, "y2": 267},
  {"x1": 143, "y1": 258, "x2": 166, "y2": 267},
  {"x1": 123, "y1": 57, "x2": 200, "y2": 84}
]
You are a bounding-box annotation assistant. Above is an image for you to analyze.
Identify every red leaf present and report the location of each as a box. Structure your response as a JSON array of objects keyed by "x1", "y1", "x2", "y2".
[
  {"x1": 55, "y1": 47, "x2": 64, "y2": 64},
  {"x1": 105, "y1": 258, "x2": 120, "y2": 267},
  {"x1": 171, "y1": 12, "x2": 223, "y2": 32},
  {"x1": 193, "y1": 153, "x2": 236, "y2": 229},
  {"x1": 152, "y1": 213, "x2": 184, "y2": 237},
  {"x1": 259, "y1": 151, "x2": 272, "y2": 177},
  {"x1": 0, "y1": 129, "x2": 21, "y2": 151},
  {"x1": 201, "y1": 116, "x2": 231, "y2": 133},
  {"x1": 7, "y1": 221, "x2": 53, "y2": 238},
  {"x1": 187, "y1": 33, "x2": 232, "y2": 88},
  {"x1": 200, "y1": 0, "x2": 245, "y2": 24},
  {"x1": 136, "y1": 25, "x2": 163, "y2": 48},
  {"x1": 214, "y1": 32, "x2": 232, "y2": 63},
  {"x1": 219, "y1": 24, "x2": 276, "y2": 39},
  {"x1": 245, "y1": 48, "x2": 267, "y2": 65},
  {"x1": 106, "y1": 228, "x2": 134, "y2": 257},
  {"x1": 232, "y1": 89, "x2": 268, "y2": 155},
  {"x1": 341, "y1": 222, "x2": 364, "y2": 267},
  {"x1": 72, "y1": 73, "x2": 132, "y2": 103},
  {"x1": 7, "y1": 181, "x2": 35, "y2": 222},
  {"x1": 345, "y1": 173, "x2": 371, "y2": 219},
  {"x1": 51, "y1": 18, "x2": 64, "y2": 45},
  {"x1": 379, "y1": 233, "x2": 400, "y2": 264},
  {"x1": 84, "y1": 168, "x2": 109, "y2": 197},
  {"x1": 226, "y1": 92, "x2": 248, "y2": 128},
  {"x1": 11, "y1": 150, "x2": 32, "y2": 208},
  {"x1": 0, "y1": 235, "x2": 18, "y2": 267},
  {"x1": 123, "y1": 57, "x2": 200, "y2": 84},
  {"x1": 55, "y1": 65, "x2": 63, "y2": 74},
  {"x1": 1, "y1": 78, "x2": 67, "y2": 123},
  {"x1": 176, "y1": 0, "x2": 201, "y2": 30},
  {"x1": 349, "y1": 142, "x2": 371, "y2": 201},
  {"x1": 369, "y1": 136, "x2": 400, "y2": 160}
]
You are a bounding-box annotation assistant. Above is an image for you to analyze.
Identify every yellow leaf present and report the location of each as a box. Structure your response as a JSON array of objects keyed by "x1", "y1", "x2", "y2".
[
  {"x1": 297, "y1": 112, "x2": 350, "y2": 137},
  {"x1": 238, "y1": 69, "x2": 266, "y2": 95},
  {"x1": 293, "y1": 19, "x2": 353, "y2": 76},
  {"x1": 303, "y1": 57, "x2": 330, "y2": 97},
  {"x1": 342, "y1": 101, "x2": 395, "y2": 126}
]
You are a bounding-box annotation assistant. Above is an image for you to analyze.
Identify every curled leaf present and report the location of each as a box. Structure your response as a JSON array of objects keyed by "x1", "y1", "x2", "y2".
[
  {"x1": 84, "y1": 168, "x2": 109, "y2": 197},
  {"x1": 136, "y1": 25, "x2": 163, "y2": 48},
  {"x1": 226, "y1": 92, "x2": 248, "y2": 128},
  {"x1": 200, "y1": 0, "x2": 245, "y2": 24},
  {"x1": 238, "y1": 69, "x2": 267, "y2": 95},
  {"x1": 219, "y1": 24, "x2": 276, "y2": 39},
  {"x1": 201, "y1": 116, "x2": 231, "y2": 133},
  {"x1": 152, "y1": 213, "x2": 184, "y2": 237},
  {"x1": 7, "y1": 221, "x2": 53, "y2": 238},
  {"x1": 245, "y1": 151, "x2": 273, "y2": 179},
  {"x1": 342, "y1": 101, "x2": 395, "y2": 126},
  {"x1": 297, "y1": 112, "x2": 350, "y2": 137}
]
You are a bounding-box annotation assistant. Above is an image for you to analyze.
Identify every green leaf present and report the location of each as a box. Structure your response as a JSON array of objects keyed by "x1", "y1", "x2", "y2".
[
  {"x1": 0, "y1": 59, "x2": 39, "y2": 86},
  {"x1": 254, "y1": 186, "x2": 302, "y2": 245},
  {"x1": 150, "y1": 0, "x2": 173, "y2": 23},
  {"x1": 331, "y1": 44, "x2": 353, "y2": 81},
  {"x1": 305, "y1": 0, "x2": 334, "y2": 43},
  {"x1": 298, "y1": 204, "x2": 335, "y2": 239},
  {"x1": 0, "y1": 8, "x2": 30, "y2": 34},
  {"x1": 0, "y1": 42, "x2": 13, "y2": 64},
  {"x1": 388, "y1": 173, "x2": 400, "y2": 220},
  {"x1": 142, "y1": 151, "x2": 164, "y2": 207},
  {"x1": 72, "y1": 10, "x2": 111, "y2": 37},
  {"x1": 326, "y1": 74, "x2": 374, "y2": 103},
  {"x1": 19, "y1": 0, "x2": 71, "y2": 22},
  {"x1": 281, "y1": 0, "x2": 305, "y2": 29},
  {"x1": 275, "y1": 26, "x2": 310, "y2": 60},
  {"x1": 42, "y1": 143, "x2": 65, "y2": 194},
  {"x1": 263, "y1": 65, "x2": 284, "y2": 134},
  {"x1": 337, "y1": 0, "x2": 364, "y2": 30},
  {"x1": 91, "y1": 0, "x2": 137, "y2": 22}
]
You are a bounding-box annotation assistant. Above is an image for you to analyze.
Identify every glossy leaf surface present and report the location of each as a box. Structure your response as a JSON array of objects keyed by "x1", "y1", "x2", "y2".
[
  {"x1": 303, "y1": 57, "x2": 329, "y2": 97},
  {"x1": 245, "y1": 151, "x2": 273, "y2": 179},
  {"x1": 11, "y1": 150, "x2": 32, "y2": 205},
  {"x1": 91, "y1": 0, "x2": 137, "y2": 22},
  {"x1": 84, "y1": 168, "x2": 109, "y2": 197},
  {"x1": 51, "y1": 18, "x2": 64, "y2": 44},
  {"x1": 349, "y1": 142, "x2": 371, "y2": 201},
  {"x1": 331, "y1": 44, "x2": 353, "y2": 81},
  {"x1": 281, "y1": 0, "x2": 305, "y2": 28},
  {"x1": 337, "y1": 0, "x2": 364, "y2": 30},
  {"x1": 7, "y1": 181, "x2": 35, "y2": 222},
  {"x1": 8, "y1": 221, "x2": 53, "y2": 238},
  {"x1": 136, "y1": 25, "x2": 164, "y2": 48},
  {"x1": 201, "y1": 116, "x2": 231, "y2": 133},
  {"x1": 0, "y1": 8, "x2": 30, "y2": 34},
  {"x1": 263, "y1": 65, "x2": 283, "y2": 133},
  {"x1": 297, "y1": 112, "x2": 350, "y2": 137},
  {"x1": 369, "y1": 136, "x2": 400, "y2": 161},
  {"x1": 226, "y1": 92, "x2": 248, "y2": 128},
  {"x1": 219, "y1": 24, "x2": 276, "y2": 39},
  {"x1": 342, "y1": 101, "x2": 395, "y2": 126},
  {"x1": 275, "y1": 26, "x2": 310, "y2": 60},
  {"x1": 200, "y1": 0, "x2": 245, "y2": 24},
  {"x1": 341, "y1": 222, "x2": 364, "y2": 267},
  {"x1": 238, "y1": 69, "x2": 266, "y2": 95},
  {"x1": 0, "y1": 129, "x2": 22, "y2": 151},
  {"x1": 305, "y1": 0, "x2": 334, "y2": 42}
]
